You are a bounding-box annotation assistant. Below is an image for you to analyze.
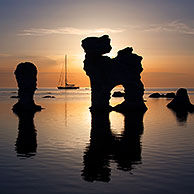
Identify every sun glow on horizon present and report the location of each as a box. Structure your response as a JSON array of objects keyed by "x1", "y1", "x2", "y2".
[{"x1": 0, "y1": 1, "x2": 194, "y2": 87}]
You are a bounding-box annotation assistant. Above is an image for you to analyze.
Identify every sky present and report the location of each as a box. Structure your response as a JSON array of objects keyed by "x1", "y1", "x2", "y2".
[{"x1": 0, "y1": 0, "x2": 194, "y2": 88}]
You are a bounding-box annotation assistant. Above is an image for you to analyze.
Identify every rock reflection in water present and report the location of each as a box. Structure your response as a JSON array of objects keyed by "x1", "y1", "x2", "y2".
[
  {"x1": 14, "y1": 110, "x2": 38, "y2": 158},
  {"x1": 170, "y1": 109, "x2": 188, "y2": 124},
  {"x1": 82, "y1": 111, "x2": 144, "y2": 182}
]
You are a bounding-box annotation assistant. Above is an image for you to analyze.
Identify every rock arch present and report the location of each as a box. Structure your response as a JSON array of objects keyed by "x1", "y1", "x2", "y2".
[{"x1": 81, "y1": 35, "x2": 147, "y2": 113}]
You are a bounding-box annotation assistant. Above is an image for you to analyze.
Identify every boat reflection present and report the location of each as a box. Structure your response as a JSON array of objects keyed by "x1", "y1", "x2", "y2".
[{"x1": 82, "y1": 111, "x2": 144, "y2": 182}]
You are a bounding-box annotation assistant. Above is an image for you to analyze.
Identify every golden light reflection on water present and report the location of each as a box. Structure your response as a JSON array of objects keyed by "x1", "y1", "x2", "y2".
[
  {"x1": 36, "y1": 93, "x2": 194, "y2": 151},
  {"x1": 109, "y1": 111, "x2": 125, "y2": 137},
  {"x1": 35, "y1": 99, "x2": 92, "y2": 150}
]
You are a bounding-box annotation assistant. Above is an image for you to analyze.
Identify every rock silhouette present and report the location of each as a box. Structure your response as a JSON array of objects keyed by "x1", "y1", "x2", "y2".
[
  {"x1": 149, "y1": 92, "x2": 175, "y2": 98},
  {"x1": 42, "y1": 95, "x2": 55, "y2": 98},
  {"x1": 112, "y1": 91, "x2": 125, "y2": 97},
  {"x1": 12, "y1": 62, "x2": 42, "y2": 112},
  {"x1": 81, "y1": 35, "x2": 147, "y2": 113},
  {"x1": 167, "y1": 88, "x2": 194, "y2": 112}
]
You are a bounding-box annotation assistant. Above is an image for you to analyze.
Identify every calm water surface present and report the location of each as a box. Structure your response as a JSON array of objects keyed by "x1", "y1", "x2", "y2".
[{"x1": 0, "y1": 88, "x2": 194, "y2": 194}]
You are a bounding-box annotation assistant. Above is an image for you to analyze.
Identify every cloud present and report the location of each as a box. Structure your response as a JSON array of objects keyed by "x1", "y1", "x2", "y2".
[
  {"x1": 132, "y1": 21, "x2": 194, "y2": 35},
  {"x1": 18, "y1": 27, "x2": 124, "y2": 36},
  {"x1": 0, "y1": 53, "x2": 10, "y2": 57}
]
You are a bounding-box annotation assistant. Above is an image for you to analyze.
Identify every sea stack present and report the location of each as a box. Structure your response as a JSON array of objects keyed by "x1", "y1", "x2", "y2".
[
  {"x1": 81, "y1": 35, "x2": 147, "y2": 113},
  {"x1": 12, "y1": 62, "x2": 42, "y2": 112},
  {"x1": 112, "y1": 47, "x2": 147, "y2": 113},
  {"x1": 167, "y1": 88, "x2": 194, "y2": 112},
  {"x1": 82, "y1": 35, "x2": 113, "y2": 111}
]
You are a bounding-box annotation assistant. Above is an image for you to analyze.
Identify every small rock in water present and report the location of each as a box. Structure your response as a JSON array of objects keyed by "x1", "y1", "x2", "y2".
[
  {"x1": 149, "y1": 93, "x2": 163, "y2": 98},
  {"x1": 42, "y1": 95, "x2": 55, "y2": 98},
  {"x1": 149, "y1": 92, "x2": 175, "y2": 98},
  {"x1": 165, "y1": 92, "x2": 175, "y2": 98},
  {"x1": 112, "y1": 91, "x2": 125, "y2": 97},
  {"x1": 10, "y1": 96, "x2": 19, "y2": 98}
]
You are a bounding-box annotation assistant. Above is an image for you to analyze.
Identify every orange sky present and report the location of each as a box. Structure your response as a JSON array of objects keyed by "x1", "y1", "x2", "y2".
[{"x1": 0, "y1": 1, "x2": 194, "y2": 88}]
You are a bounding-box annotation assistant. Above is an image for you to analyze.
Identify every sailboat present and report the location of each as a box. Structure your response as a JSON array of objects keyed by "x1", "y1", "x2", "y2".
[{"x1": 57, "y1": 55, "x2": 79, "y2": 89}]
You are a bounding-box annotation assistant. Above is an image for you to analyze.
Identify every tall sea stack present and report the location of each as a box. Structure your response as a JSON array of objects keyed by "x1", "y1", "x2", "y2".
[{"x1": 81, "y1": 35, "x2": 147, "y2": 113}]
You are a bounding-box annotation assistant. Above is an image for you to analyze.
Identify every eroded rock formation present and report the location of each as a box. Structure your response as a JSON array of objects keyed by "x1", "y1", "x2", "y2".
[
  {"x1": 81, "y1": 35, "x2": 147, "y2": 112},
  {"x1": 12, "y1": 62, "x2": 42, "y2": 112}
]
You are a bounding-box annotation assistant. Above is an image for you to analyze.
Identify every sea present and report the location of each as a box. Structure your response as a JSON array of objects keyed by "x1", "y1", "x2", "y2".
[{"x1": 0, "y1": 87, "x2": 194, "y2": 194}]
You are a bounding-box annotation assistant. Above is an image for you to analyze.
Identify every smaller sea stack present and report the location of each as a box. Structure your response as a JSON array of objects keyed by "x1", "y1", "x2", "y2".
[
  {"x1": 167, "y1": 88, "x2": 194, "y2": 112},
  {"x1": 12, "y1": 62, "x2": 42, "y2": 112}
]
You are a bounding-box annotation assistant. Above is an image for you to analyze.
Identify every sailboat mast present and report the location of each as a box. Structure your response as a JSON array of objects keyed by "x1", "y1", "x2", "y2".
[
  {"x1": 65, "y1": 54, "x2": 67, "y2": 86},
  {"x1": 57, "y1": 54, "x2": 79, "y2": 89},
  {"x1": 58, "y1": 58, "x2": 64, "y2": 87}
]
